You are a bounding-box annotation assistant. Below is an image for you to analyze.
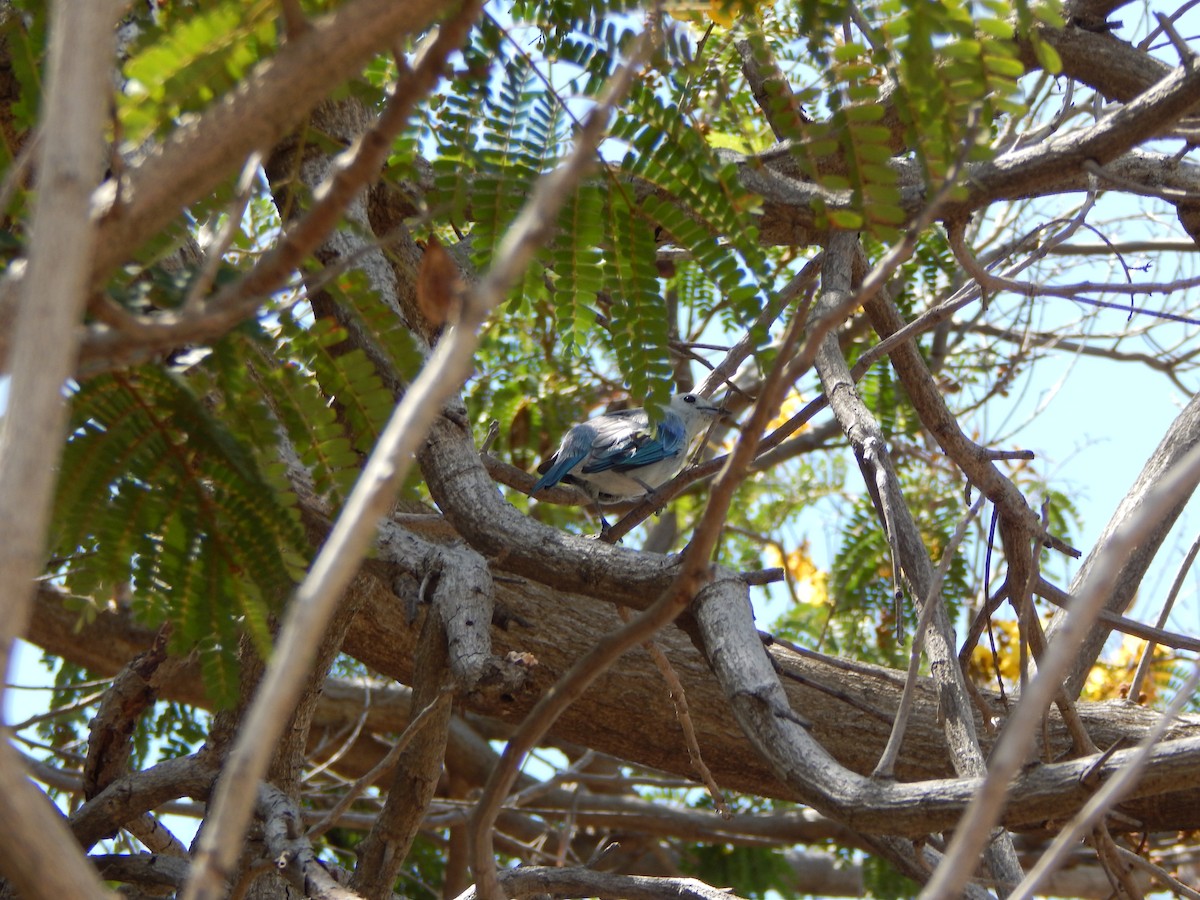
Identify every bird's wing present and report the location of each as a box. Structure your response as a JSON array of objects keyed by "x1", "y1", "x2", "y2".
[
  {"x1": 531, "y1": 423, "x2": 597, "y2": 493},
  {"x1": 581, "y1": 411, "x2": 686, "y2": 474}
]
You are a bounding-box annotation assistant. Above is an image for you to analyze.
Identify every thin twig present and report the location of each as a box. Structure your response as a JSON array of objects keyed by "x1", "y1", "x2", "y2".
[
  {"x1": 1035, "y1": 576, "x2": 1200, "y2": 654},
  {"x1": 925, "y1": 440, "x2": 1200, "y2": 899},
  {"x1": 1008, "y1": 658, "x2": 1200, "y2": 900},
  {"x1": 182, "y1": 152, "x2": 263, "y2": 314},
  {"x1": 696, "y1": 254, "x2": 822, "y2": 398},
  {"x1": 1088, "y1": 823, "x2": 1143, "y2": 900},
  {"x1": 301, "y1": 682, "x2": 372, "y2": 783},
  {"x1": 0, "y1": 129, "x2": 40, "y2": 218},
  {"x1": 617, "y1": 606, "x2": 728, "y2": 817},
  {"x1": 1128, "y1": 530, "x2": 1200, "y2": 703},
  {"x1": 1113, "y1": 842, "x2": 1200, "y2": 900},
  {"x1": 306, "y1": 692, "x2": 451, "y2": 841},
  {"x1": 873, "y1": 495, "x2": 984, "y2": 779}
]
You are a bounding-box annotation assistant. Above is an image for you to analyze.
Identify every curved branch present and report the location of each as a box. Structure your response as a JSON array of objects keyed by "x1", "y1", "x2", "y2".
[
  {"x1": 1048, "y1": 391, "x2": 1200, "y2": 697},
  {"x1": 69, "y1": 754, "x2": 217, "y2": 852}
]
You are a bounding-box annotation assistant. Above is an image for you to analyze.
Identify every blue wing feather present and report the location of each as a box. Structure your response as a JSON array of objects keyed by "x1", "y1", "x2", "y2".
[
  {"x1": 581, "y1": 412, "x2": 685, "y2": 473},
  {"x1": 532, "y1": 395, "x2": 720, "y2": 503},
  {"x1": 532, "y1": 408, "x2": 689, "y2": 492},
  {"x1": 531, "y1": 424, "x2": 596, "y2": 493}
]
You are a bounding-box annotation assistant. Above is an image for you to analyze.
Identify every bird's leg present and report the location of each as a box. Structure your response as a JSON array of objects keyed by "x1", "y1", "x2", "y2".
[
  {"x1": 631, "y1": 476, "x2": 667, "y2": 513},
  {"x1": 585, "y1": 492, "x2": 618, "y2": 541}
]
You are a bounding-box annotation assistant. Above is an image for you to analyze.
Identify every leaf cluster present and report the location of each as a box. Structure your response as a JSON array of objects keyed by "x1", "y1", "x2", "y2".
[
  {"x1": 49, "y1": 290, "x2": 404, "y2": 705},
  {"x1": 429, "y1": 11, "x2": 770, "y2": 418}
]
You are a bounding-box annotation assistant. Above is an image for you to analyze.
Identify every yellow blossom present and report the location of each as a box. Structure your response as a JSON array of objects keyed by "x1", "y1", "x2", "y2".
[
  {"x1": 766, "y1": 540, "x2": 829, "y2": 605},
  {"x1": 667, "y1": 2, "x2": 758, "y2": 27}
]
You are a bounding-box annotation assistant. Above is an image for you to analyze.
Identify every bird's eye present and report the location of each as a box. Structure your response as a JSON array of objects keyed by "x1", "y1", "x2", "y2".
[{"x1": 683, "y1": 394, "x2": 696, "y2": 404}]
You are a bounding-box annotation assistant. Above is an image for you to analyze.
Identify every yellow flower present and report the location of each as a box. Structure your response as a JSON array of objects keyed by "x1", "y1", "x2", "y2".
[
  {"x1": 766, "y1": 540, "x2": 829, "y2": 605},
  {"x1": 968, "y1": 618, "x2": 1021, "y2": 684},
  {"x1": 1081, "y1": 636, "x2": 1172, "y2": 704},
  {"x1": 666, "y1": 1, "x2": 758, "y2": 28},
  {"x1": 764, "y1": 390, "x2": 807, "y2": 435}
]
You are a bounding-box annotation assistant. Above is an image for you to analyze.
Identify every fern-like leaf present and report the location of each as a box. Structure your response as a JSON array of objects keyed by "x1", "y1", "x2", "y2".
[
  {"x1": 52, "y1": 366, "x2": 304, "y2": 706},
  {"x1": 121, "y1": 0, "x2": 276, "y2": 143}
]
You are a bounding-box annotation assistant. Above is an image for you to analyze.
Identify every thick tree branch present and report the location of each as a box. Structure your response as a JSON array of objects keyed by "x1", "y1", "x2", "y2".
[
  {"x1": 78, "y1": 5, "x2": 467, "y2": 377},
  {"x1": 69, "y1": 754, "x2": 217, "y2": 852},
  {"x1": 0, "y1": 3, "x2": 124, "y2": 898},
  {"x1": 953, "y1": 57, "x2": 1200, "y2": 215},
  {"x1": 91, "y1": 855, "x2": 190, "y2": 894},
  {"x1": 179, "y1": 7, "x2": 485, "y2": 897},
  {"x1": 24, "y1": 572, "x2": 1200, "y2": 835},
  {"x1": 350, "y1": 613, "x2": 452, "y2": 900},
  {"x1": 259, "y1": 784, "x2": 365, "y2": 900},
  {"x1": 456, "y1": 866, "x2": 751, "y2": 900},
  {"x1": 1048, "y1": 391, "x2": 1200, "y2": 698}
]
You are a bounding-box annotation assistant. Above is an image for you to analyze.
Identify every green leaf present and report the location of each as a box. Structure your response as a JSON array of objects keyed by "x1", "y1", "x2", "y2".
[
  {"x1": 52, "y1": 366, "x2": 306, "y2": 707},
  {"x1": 121, "y1": 1, "x2": 276, "y2": 144},
  {"x1": 1032, "y1": 36, "x2": 1063, "y2": 74}
]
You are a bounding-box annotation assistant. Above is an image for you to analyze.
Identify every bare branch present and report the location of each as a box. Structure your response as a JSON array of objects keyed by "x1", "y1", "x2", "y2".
[
  {"x1": 349, "y1": 612, "x2": 452, "y2": 899},
  {"x1": 0, "y1": 2, "x2": 125, "y2": 897},
  {"x1": 1049, "y1": 392, "x2": 1200, "y2": 697},
  {"x1": 179, "y1": 6, "x2": 486, "y2": 897},
  {"x1": 259, "y1": 783, "x2": 365, "y2": 900},
  {"x1": 616, "y1": 604, "x2": 728, "y2": 817},
  {"x1": 1011, "y1": 659, "x2": 1200, "y2": 899},
  {"x1": 69, "y1": 754, "x2": 217, "y2": 852},
  {"x1": 926, "y1": 437, "x2": 1200, "y2": 899},
  {"x1": 455, "y1": 866, "x2": 752, "y2": 900}
]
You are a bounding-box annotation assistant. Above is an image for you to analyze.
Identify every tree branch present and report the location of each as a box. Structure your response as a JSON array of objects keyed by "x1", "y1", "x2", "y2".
[
  {"x1": 1048, "y1": 391, "x2": 1200, "y2": 697},
  {"x1": 926, "y1": 436, "x2": 1200, "y2": 898},
  {"x1": 349, "y1": 613, "x2": 452, "y2": 900},
  {"x1": 813, "y1": 233, "x2": 1022, "y2": 890},
  {"x1": 0, "y1": 3, "x2": 125, "y2": 897},
  {"x1": 88, "y1": 0, "x2": 450, "y2": 288},
  {"x1": 178, "y1": 6, "x2": 486, "y2": 897},
  {"x1": 259, "y1": 783, "x2": 365, "y2": 900},
  {"x1": 455, "y1": 866, "x2": 751, "y2": 900}
]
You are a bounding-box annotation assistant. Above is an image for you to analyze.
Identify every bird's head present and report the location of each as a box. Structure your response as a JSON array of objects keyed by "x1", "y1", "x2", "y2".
[{"x1": 669, "y1": 392, "x2": 727, "y2": 432}]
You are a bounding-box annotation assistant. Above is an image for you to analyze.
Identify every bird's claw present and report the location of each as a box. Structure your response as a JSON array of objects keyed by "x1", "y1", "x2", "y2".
[
  {"x1": 641, "y1": 487, "x2": 667, "y2": 514},
  {"x1": 592, "y1": 518, "x2": 622, "y2": 543}
]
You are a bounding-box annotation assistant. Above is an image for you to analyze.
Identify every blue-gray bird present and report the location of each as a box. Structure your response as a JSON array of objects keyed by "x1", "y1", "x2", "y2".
[{"x1": 531, "y1": 393, "x2": 724, "y2": 529}]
